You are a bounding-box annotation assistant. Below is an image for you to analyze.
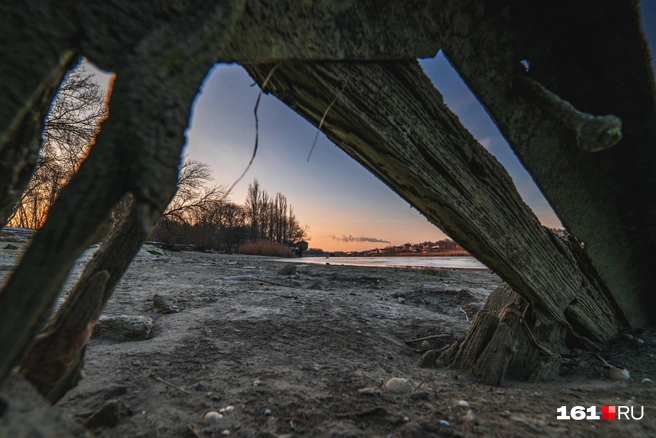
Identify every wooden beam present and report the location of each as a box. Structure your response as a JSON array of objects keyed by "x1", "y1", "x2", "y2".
[
  {"x1": 437, "y1": 0, "x2": 656, "y2": 326},
  {"x1": 244, "y1": 60, "x2": 625, "y2": 341}
]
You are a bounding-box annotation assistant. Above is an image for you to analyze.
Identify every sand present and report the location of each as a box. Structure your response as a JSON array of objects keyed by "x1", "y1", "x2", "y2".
[{"x1": 1, "y1": 242, "x2": 655, "y2": 437}]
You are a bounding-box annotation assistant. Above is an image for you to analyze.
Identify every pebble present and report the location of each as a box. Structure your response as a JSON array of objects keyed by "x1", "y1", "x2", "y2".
[
  {"x1": 457, "y1": 400, "x2": 470, "y2": 407},
  {"x1": 410, "y1": 390, "x2": 430, "y2": 401},
  {"x1": 253, "y1": 379, "x2": 261, "y2": 386},
  {"x1": 602, "y1": 365, "x2": 630, "y2": 381},
  {"x1": 224, "y1": 405, "x2": 235, "y2": 413},
  {"x1": 221, "y1": 430, "x2": 230, "y2": 436},
  {"x1": 439, "y1": 420, "x2": 450, "y2": 426},
  {"x1": 384, "y1": 378, "x2": 414, "y2": 394},
  {"x1": 641, "y1": 378, "x2": 653, "y2": 384},
  {"x1": 203, "y1": 411, "x2": 223, "y2": 422},
  {"x1": 358, "y1": 387, "x2": 382, "y2": 396},
  {"x1": 397, "y1": 297, "x2": 406, "y2": 304},
  {"x1": 264, "y1": 409, "x2": 272, "y2": 416}
]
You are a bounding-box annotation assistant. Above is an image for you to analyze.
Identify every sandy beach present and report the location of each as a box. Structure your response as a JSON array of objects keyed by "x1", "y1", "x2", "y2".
[{"x1": 1, "y1": 243, "x2": 655, "y2": 437}]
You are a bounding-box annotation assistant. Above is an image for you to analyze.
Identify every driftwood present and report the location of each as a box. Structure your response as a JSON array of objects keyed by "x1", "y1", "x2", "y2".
[
  {"x1": 19, "y1": 201, "x2": 153, "y2": 402},
  {"x1": 243, "y1": 60, "x2": 625, "y2": 382},
  {"x1": 436, "y1": 0, "x2": 656, "y2": 327},
  {"x1": 0, "y1": 0, "x2": 654, "y2": 392}
]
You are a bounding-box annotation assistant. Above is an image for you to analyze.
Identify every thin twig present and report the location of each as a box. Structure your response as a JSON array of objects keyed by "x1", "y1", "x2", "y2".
[
  {"x1": 152, "y1": 375, "x2": 190, "y2": 394},
  {"x1": 221, "y1": 63, "x2": 281, "y2": 201},
  {"x1": 460, "y1": 307, "x2": 469, "y2": 321},
  {"x1": 404, "y1": 334, "x2": 450, "y2": 344},
  {"x1": 255, "y1": 278, "x2": 292, "y2": 287},
  {"x1": 413, "y1": 379, "x2": 426, "y2": 393},
  {"x1": 562, "y1": 351, "x2": 611, "y2": 367},
  {"x1": 307, "y1": 80, "x2": 348, "y2": 162}
]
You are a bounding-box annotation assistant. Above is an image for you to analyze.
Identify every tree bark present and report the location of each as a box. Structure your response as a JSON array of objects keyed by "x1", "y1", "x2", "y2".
[
  {"x1": 436, "y1": 0, "x2": 656, "y2": 327},
  {"x1": 18, "y1": 199, "x2": 153, "y2": 403},
  {"x1": 1, "y1": 0, "x2": 651, "y2": 392},
  {"x1": 0, "y1": 1, "x2": 245, "y2": 384},
  {"x1": 244, "y1": 60, "x2": 625, "y2": 380}
]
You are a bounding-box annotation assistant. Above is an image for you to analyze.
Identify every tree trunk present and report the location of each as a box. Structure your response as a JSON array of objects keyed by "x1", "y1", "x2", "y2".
[{"x1": 244, "y1": 60, "x2": 625, "y2": 381}]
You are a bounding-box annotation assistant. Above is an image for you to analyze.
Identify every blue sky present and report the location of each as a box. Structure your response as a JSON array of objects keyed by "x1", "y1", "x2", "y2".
[{"x1": 92, "y1": 3, "x2": 656, "y2": 252}]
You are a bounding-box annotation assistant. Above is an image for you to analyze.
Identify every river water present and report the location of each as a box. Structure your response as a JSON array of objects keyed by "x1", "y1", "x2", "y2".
[{"x1": 295, "y1": 256, "x2": 486, "y2": 270}]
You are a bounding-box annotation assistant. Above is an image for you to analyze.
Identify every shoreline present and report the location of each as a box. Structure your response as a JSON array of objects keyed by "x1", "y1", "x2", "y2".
[{"x1": 272, "y1": 255, "x2": 490, "y2": 271}]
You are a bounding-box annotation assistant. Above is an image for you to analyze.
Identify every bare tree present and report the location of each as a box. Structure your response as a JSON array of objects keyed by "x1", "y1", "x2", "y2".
[
  {"x1": 244, "y1": 179, "x2": 309, "y2": 244},
  {"x1": 160, "y1": 157, "x2": 225, "y2": 225},
  {"x1": 7, "y1": 63, "x2": 108, "y2": 229}
]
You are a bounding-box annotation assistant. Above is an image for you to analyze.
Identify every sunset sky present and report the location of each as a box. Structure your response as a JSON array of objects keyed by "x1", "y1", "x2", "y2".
[{"x1": 94, "y1": 3, "x2": 656, "y2": 252}]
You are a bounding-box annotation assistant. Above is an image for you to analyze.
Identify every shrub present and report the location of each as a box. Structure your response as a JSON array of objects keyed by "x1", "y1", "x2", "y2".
[{"x1": 237, "y1": 240, "x2": 296, "y2": 258}]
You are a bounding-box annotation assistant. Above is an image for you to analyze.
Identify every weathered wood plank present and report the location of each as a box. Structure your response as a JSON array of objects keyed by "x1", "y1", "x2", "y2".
[
  {"x1": 437, "y1": 0, "x2": 656, "y2": 326},
  {"x1": 244, "y1": 61, "x2": 625, "y2": 341}
]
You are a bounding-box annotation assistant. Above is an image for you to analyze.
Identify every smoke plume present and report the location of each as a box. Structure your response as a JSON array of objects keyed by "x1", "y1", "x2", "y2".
[{"x1": 330, "y1": 235, "x2": 391, "y2": 245}]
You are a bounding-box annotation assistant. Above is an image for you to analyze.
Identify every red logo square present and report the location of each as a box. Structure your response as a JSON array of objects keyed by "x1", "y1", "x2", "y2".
[{"x1": 602, "y1": 406, "x2": 616, "y2": 421}]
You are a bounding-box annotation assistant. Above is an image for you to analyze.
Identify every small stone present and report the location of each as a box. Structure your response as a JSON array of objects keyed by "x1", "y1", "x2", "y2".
[
  {"x1": 641, "y1": 378, "x2": 653, "y2": 384},
  {"x1": 83, "y1": 399, "x2": 131, "y2": 429},
  {"x1": 224, "y1": 405, "x2": 235, "y2": 413},
  {"x1": 264, "y1": 409, "x2": 272, "y2": 416},
  {"x1": 152, "y1": 294, "x2": 178, "y2": 314},
  {"x1": 277, "y1": 265, "x2": 297, "y2": 276},
  {"x1": 358, "y1": 387, "x2": 382, "y2": 396},
  {"x1": 253, "y1": 379, "x2": 261, "y2": 386},
  {"x1": 384, "y1": 378, "x2": 414, "y2": 394},
  {"x1": 410, "y1": 390, "x2": 430, "y2": 401},
  {"x1": 308, "y1": 281, "x2": 323, "y2": 290},
  {"x1": 417, "y1": 350, "x2": 438, "y2": 368},
  {"x1": 601, "y1": 365, "x2": 630, "y2": 381},
  {"x1": 501, "y1": 410, "x2": 512, "y2": 417},
  {"x1": 457, "y1": 400, "x2": 470, "y2": 407},
  {"x1": 621, "y1": 333, "x2": 634, "y2": 341},
  {"x1": 439, "y1": 420, "x2": 450, "y2": 426},
  {"x1": 93, "y1": 315, "x2": 153, "y2": 340},
  {"x1": 397, "y1": 297, "x2": 406, "y2": 304},
  {"x1": 204, "y1": 411, "x2": 223, "y2": 422},
  {"x1": 221, "y1": 430, "x2": 231, "y2": 436},
  {"x1": 403, "y1": 416, "x2": 410, "y2": 422}
]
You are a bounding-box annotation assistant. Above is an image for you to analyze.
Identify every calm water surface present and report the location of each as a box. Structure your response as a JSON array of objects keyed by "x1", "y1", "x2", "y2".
[{"x1": 293, "y1": 256, "x2": 485, "y2": 269}]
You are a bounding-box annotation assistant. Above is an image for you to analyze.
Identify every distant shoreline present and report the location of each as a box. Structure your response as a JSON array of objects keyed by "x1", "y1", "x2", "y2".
[{"x1": 304, "y1": 250, "x2": 471, "y2": 258}]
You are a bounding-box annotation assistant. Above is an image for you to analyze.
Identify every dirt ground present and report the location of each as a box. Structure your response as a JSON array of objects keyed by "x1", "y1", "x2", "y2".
[{"x1": 1, "y1": 241, "x2": 655, "y2": 437}]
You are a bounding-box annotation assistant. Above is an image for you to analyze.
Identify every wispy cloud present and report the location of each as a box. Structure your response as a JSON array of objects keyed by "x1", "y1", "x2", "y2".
[
  {"x1": 478, "y1": 136, "x2": 493, "y2": 150},
  {"x1": 329, "y1": 235, "x2": 391, "y2": 245}
]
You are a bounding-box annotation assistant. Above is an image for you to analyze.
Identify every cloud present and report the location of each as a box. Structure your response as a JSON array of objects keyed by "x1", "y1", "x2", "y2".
[
  {"x1": 329, "y1": 235, "x2": 391, "y2": 245},
  {"x1": 478, "y1": 136, "x2": 493, "y2": 150}
]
